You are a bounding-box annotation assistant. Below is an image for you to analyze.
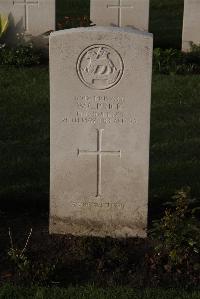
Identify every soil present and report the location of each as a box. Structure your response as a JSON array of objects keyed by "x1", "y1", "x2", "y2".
[{"x1": 0, "y1": 204, "x2": 152, "y2": 287}]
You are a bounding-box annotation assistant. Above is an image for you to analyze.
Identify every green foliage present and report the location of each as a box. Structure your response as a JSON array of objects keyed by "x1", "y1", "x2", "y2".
[
  {"x1": 190, "y1": 42, "x2": 200, "y2": 52},
  {"x1": 184, "y1": 43, "x2": 200, "y2": 68},
  {"x1": 0, "y1": 43, "x2": 41, "y2": 66},
  {"x1": 7, "y1": 228, "x2": 55, "y2": 284},
  {"x1": 153, "y1": 47, "x2": 200, "y2": 75},
  {"x1": 8, "y1": 228, "x2": 32, "y2": 275},
  {"x1": 31, "y1": 263, "x2": 56, "y2": 284},
  {"x1": 0, "y1": 14, "x2": 8, "y2": 39},
  {"x1": 8, "y1": 248, "x2": 30, "y2": 275},
  {"x1": 0, "y1": 15, "x2": 41, "y2": 67},
  {"x1": 153, "y1": 48, "x2": 181, "y2": 74},
  {"x1": 150, "y1": 188, "x2": 200, "y2": 282},
  {"x1": 57, "y1": 15, "x2": 93, "y2": 30}
]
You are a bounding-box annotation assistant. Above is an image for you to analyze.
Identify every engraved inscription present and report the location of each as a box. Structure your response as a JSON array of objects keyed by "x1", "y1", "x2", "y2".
[
  {"x1": 13, "y1": 0, "x2": 39, "y2": 32},
  {"x1": 77, "y1": 45, "x2": 124, "y2": 90},
  {"x1": 62, "y1": 95, "x2": 136, "y2": 125},
  {"x1": 78, "y1": 129, "x2": 121, "y2": 197},
  {"x1": 72, "y1": 202, "x2": 125, "y2": 209},
  {"x1": 107, "y1": 0, "x2": 134, "y2": 26}
]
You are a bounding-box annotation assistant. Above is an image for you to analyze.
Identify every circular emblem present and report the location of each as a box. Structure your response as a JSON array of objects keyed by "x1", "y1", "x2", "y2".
[{"x1": 77, "y1": 44, "x2": 124, "y2": 90}]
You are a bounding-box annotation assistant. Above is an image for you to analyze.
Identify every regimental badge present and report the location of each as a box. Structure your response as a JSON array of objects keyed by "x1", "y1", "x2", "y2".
[{"x1": 77, "y1": 45, "x2": 124, "y2": 90}]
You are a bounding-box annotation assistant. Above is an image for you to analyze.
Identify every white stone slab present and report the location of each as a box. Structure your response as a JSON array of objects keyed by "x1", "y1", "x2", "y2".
[
  {"x1": 90, "y1": 0, "x2": 149, "y2": 31},
  {"x1": 0, "y1": 0, "x2": 55, "y2": 42},
  {"x1": 182, "y1": 0, "x2": 200, "y2": 51},
  {"x1": 49, "y1": 27, "x2": 153, "y2": 238}
]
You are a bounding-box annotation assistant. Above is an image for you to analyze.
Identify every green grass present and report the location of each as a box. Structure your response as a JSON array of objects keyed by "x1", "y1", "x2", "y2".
[
  {"x1": 56, "y1": 0, "x2": 184, "y2": 49},
  {"x1": 0, "y1": 285, "x2": 200, "y2": 299},
  {"x1": 150, "y1": 75, "x2": 200, "y2": 212},
  {"x1": 0, "y1": 67, "x2": 200, "y2": 214},
  {"x1": 0, "y1": 66, "x2": 49, "y2": 204}
]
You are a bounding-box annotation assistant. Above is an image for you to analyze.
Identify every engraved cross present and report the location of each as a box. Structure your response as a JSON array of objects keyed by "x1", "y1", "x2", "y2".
[
  {"x1": 107, "y1": 0, "x2": 134, "y2": 26},
  {"x1": 13, "y1": 0, "x2": 39, "y2": 32},
  {"x1": 78, "y1": 129, "x2": 121, "y2": 197}
]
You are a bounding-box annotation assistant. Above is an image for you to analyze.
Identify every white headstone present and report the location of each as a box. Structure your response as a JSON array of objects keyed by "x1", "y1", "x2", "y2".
[
  {"x1": 182, "y1": 0, "x2": 200, "y2": 51},
  {"x1": 49, "y1": 27, "x2": 153, "y2": 238},
  {"x1": 90, "y1": 0, "x2": 149, "y2": 31},
  {"x1": 0, "y1": 0, "x2": 55, "y2": 42}
]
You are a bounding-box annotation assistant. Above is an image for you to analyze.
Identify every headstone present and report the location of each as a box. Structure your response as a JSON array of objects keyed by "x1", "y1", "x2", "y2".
[
  {"x1": 90, "y1": 0, "x2": 149, "y2": 31},
  {"x1": 49, "y1": 27, "x2": 153, "y2": 238},
  {"x1": 182, "y1": 0, "x2": 200, "y2": 51},
  {"x1": 0, "y1": 0, "x2": 55, "y2": 43}
]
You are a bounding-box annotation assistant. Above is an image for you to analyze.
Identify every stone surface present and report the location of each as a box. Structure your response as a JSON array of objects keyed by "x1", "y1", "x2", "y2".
[
  {"x1": 0, "y1": 0, "x2": 55, "y2": 43},
  {"x1": 182, "y1": 0, "x2": 200, "y2": 51},
  {"x1": 49, "y1": 27, "x2": 153, "y2": 238},
  {"x1": 90, "y1": 0, "x2": 149, "y2": 31}
]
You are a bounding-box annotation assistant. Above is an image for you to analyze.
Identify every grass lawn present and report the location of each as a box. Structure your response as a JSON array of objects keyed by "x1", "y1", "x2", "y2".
[
  {"x1": 0, "y1": 67, "x2": 200, "y2": 215},
  {"x1": 0, "y1": 66, "x2": 49, "y2": 208},
  {"x1": 0, "y1": 285, "x2": 200, "y2": 299},
  {"x1": 56, "y1": 0, "x2": 184, "y2": 49},
  {"x1": 150, "y1": 74, "x2": 200, "y2": 213}
]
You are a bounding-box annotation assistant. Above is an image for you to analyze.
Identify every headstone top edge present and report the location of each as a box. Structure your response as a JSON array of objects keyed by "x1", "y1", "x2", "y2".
[{"x1": 50, "y1": 26, "x2": 153, "y2": 39}]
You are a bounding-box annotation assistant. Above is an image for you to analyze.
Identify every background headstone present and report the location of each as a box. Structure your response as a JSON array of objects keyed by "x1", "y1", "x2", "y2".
[
  {"x1": 0, "y1": 0, "x2": 55, "y2": 44},
  {"x1": 90, "y1": 0, "x2": 149, "y2": 31},
  {"x1": 50, "y1": 26, "x2": 153, "y2": 238},
  {"x1": 182, "y1": 0, "x2": 200, "y2": 51}
]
